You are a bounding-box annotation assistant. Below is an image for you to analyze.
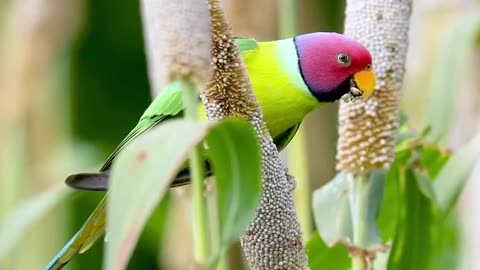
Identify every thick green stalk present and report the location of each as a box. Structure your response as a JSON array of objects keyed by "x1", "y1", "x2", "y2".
[
  {"x1": 180, "y1": 78, "x2": 210, "y2": 264},
  {"x1": 350, "y1": 173, "x2": 370, "y2": 270}
]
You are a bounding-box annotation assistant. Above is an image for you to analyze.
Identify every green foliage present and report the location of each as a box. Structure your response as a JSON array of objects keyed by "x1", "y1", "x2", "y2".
[
  {"x1": 0, "y1": 185, "x2": 71, "y2": 264},
  {"x1": 426, "y1": 12, "x2": 480, "y2": 140},
  {"x1": 434, "y1": 133, "x2": 480, "y2": 212},
  {"x1": 105, "y1": 118, "x2": 261, "y2": 270},
  {"x1": 312, "y1": 173, "x2": 353, "y2": 247},
  {"x1": 310, "y1": 111, "x2": 477, "y2": 269},
  {"x1": 386, "y1": 168, "x2": 433, "y2": 270},
  {"x1": 376, "y1": 166, "x2": 399, "y2": 243},
  {"x1": 206, "y1": 120, "x2": 262, "y2": 261},
  {"x1": 383, "y1": 130, "x2": 464, "y2": 270},
  {"x1": 312, "y1": 172, "x2": 385, "y2": 251},
  {"x1": 306, "y1": 232, "x2": 350, "y2": 270}
]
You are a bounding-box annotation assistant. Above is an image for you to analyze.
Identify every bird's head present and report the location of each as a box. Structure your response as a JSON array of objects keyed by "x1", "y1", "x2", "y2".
[{"x1": 294, "y1": 32, "x2": 376, "y2": 102}]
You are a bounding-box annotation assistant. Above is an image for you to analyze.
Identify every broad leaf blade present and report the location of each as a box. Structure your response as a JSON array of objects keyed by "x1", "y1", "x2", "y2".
[
  {"x1": 364, "y1": 172, "x2": 386, "y2": 249},
  {"x1": 312, "y1": 172, "x2": 385, "y2": 251},
  {"x1": 105, "y1": 120, "x2": 210, "y2": 270},
  {"x1": 0, "y1": 184, "x2": 71, "y2": 263},
  {"x1": 420, "y1": 144, "x2": 450, "y2": 179},
  {"x1": 105, "y1": 118, "x2": 262, "y2": 270},
  {"x1": 425, "y1": 13, "x2": 480, "y2": 140},
  {"x1": 377, "y1": 164, "x2": 400, "y2": 242},
  {"x1": 306, "y1": 232, "x2": 350, "y2": 270},
  {"x1": 206, "y1": 119, "x2": 261, "y2": 262},
  {"x1": 387, "y1": 169, "x2": 434, "y2": 270},
  {"x1": 312, "y1": 173, "x2": 353, "y2": 247},
  {"x1": 415, "y1": 173, "x2": 438, "y2": 205},
  {"x1": 434, "y1": 132, "x2": 480, "y2": 212}
]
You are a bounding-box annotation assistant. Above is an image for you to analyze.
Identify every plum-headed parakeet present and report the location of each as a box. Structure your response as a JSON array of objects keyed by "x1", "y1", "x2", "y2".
[{"x1": 45, "y1": 32, "x2": 375, "y2": 270}]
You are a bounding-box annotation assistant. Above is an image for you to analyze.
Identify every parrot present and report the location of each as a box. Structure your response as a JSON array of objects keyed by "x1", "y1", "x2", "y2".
[{"x1": 45, "y1": 32, "x2": 376, "y2": 270}]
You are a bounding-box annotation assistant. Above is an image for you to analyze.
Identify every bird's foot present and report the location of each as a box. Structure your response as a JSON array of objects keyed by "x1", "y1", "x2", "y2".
[
  {"x1": 283, "y1": 166, "x2": 296, "y2": 192},
  {"x1": 286, "y1": 173, "x2": 297, "y2": 192}
]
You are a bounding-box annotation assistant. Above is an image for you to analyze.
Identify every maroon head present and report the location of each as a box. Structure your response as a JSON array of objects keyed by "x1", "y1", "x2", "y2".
[{"x1": 294, "y1": 32, "x2": 376, "y2": 102}]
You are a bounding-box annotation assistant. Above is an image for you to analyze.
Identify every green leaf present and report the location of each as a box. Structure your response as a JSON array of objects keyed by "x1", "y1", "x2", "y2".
[
  {"x1": 105, "y1": 120, "x2": 205, "y2": 270},
  {"x1": 105, "y1": 118, "x2": 261, "y2": 270},
  {"x1": 425, "y1": 13, "x2": 480, "y2": 140},
  {"x1": 376, "y1": 165, "x2": 399, "y2": 242},
  {"x1": 363, "y1": 172, "x2": 386, "y2": 248},
  {"x1": 394, "y1": 148, "x2": 413, "y2": 165},
  {"x1": 206, "y1": 119, "x2": 261, "y2": 263},
  {"x1": 434, "y1": 132, "x2": 480, "y2": 212},
  {"x1": 427, "y1": 211, "x2": 461, "y2": 270},
  {"x1": 312, "y1": 173, "x2": 352, "y2": 247},
  {"x1": 415, "y1": 172, "x2": 438, "y2": 205},
  {"x1": 420, "y1": 144, "x2": 450, "y2": 179},
  {"x1": 0, "y1": 184, "x2": 71, "y2": 263},
  {"x1": 312, "y1": 172, "x2": 385, "y2": 251},
  {"x1": 387, "y1": 168, "x2": 434, "y2": 270},
  {"x1": 306, "y1": 232, "x2": 350, "y2": 270}
]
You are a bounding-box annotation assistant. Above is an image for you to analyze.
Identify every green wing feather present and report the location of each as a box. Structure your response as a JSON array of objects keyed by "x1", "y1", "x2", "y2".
[
  {"x1": 273, "y1": 123, "x2": 301, "y2": 152},
  {"x1": 235, "y1": 38, "x2": 259, "y2": 53}
]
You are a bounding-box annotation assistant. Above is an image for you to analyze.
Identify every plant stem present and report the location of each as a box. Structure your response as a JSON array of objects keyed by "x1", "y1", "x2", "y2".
[
  {"x1": 279, "y1": 0, "x2": 313, "y2": 241},
  {"x1": 289, "y1": 126, "x2": 312, "y2": 239},
  {"x1": 350, "y1": 173, "x2": 370, "y2": 270},
  {"x1": 352, "y1": 256, "x2": 367, "y2": 270},
  {"x1": 180, "y1": 78, "x2": 210, "y2": 264},
  {"x1": 216, "y1": 253, "x2": 229, "y2": 270},
  {"x1": 278, "y1": 0, "x2": 297, "y2": 38},
  {"x1": 213, "y1": 189, "x2": 229, "y2": 270}
]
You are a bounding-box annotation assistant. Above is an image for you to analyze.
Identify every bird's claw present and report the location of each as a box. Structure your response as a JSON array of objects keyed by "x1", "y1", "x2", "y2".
[{"x1": 286, "y1": 173, "x2": 297, "y2": 192}]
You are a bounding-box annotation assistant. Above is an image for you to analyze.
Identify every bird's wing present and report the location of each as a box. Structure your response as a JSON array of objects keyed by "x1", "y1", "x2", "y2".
[
  {"x1": 64, "y1": 81, "x2": 185, "y2": 191},
  {"x1": 234, "y1": 37, "x2": 259, "y2": 54},
  {"x1": 273, "y1": 123, "x2": 301, "y2": 152}
]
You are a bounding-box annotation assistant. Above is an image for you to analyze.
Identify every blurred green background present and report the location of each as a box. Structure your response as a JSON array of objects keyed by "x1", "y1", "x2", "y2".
[{"x1": 0, "y1": 0, "x2": 479, "y2": 269}]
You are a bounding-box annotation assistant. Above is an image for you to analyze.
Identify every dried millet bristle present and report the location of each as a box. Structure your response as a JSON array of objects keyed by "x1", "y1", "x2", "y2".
[
  {"x1": 203, "y1": 1, "x2": 308, "y2": 269},
  {"x1": 202, "y1": 3, "x2": 257, "y2": 119},
  {"x1": 336, "y1": 0, "x2": 412, "y2": 173}
]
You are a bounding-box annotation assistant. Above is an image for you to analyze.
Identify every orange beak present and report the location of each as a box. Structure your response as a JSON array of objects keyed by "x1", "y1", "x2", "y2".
[{"x1": 353, "y1": 69, "x2": 376, "y2": 100}]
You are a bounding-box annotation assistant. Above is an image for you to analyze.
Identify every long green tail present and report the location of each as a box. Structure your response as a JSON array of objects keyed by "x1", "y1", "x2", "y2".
[{"x1": 45, "y1": 196, "x2": 107, "y2": 270}]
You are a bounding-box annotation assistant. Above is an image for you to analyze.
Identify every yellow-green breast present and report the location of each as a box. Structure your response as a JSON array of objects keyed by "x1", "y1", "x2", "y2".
[
  {"x1": 242, "y1": 38, "x2": 321, "y2": 138},
  {"x1": 198, "y1": 38, "x2": 321, "y2": 139}
]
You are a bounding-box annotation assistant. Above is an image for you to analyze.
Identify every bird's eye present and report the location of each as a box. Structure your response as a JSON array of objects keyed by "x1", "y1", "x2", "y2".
[
  {"x1": 365, "y1": 64, "x2": 372, "y2": 71},
  {"x1": 337, "y1": 53, "x2": 351, "y2": 66}
]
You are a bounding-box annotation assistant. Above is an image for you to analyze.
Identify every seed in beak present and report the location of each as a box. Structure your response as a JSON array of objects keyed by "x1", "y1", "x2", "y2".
[
  {"x1": 341, "y1": 86, "x2": 364, "y2": 103},
  {"x1": 350, "y1": 87, "x2": 363, "y2": 97}
]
